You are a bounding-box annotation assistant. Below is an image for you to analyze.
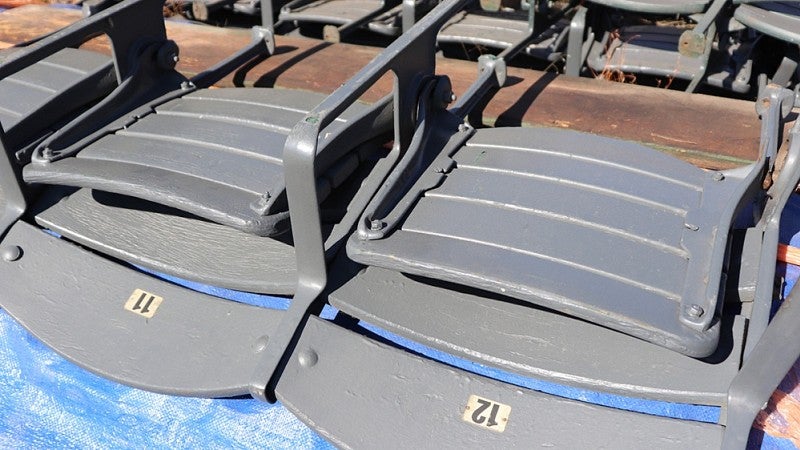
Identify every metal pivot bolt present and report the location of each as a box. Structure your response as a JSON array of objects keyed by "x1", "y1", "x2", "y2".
[
  {"x1": 433, "y1": 76, "x2": 454, "y2": 109},
  {"x1": 687, "y1": 304, "x2": 704, "y2": 319},
  {"x1": 156, "y1": 41, "x2": 180, "y2": 71},
  {"x1": 1, "y1": 246, "x2": 22, "y2": 262},
  {"x1": 370, "y1": 219, "x2": 384, "y2": 231}
]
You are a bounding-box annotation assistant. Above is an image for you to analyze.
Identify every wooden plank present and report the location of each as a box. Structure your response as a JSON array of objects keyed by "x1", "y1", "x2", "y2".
[{"x1": 0, "y1": 4, "x2": 764, "y2": 168}]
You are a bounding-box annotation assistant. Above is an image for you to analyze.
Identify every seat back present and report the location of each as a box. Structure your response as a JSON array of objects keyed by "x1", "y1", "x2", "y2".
[{"x1": 345, "y1": 31, "x2": 796, "y2": 359}]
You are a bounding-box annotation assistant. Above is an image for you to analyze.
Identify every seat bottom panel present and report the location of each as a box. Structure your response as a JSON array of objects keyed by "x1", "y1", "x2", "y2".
[
  {"x1": 34, "y1": 188, "x2": 297, "y2": 295},
  {"x1": 23, "y1": 88, "x2": 372, "y2": 236},
  {"x1": 438, "y1": 11, "x2": 567, "y2": 60},
  {"x1": 276, "y1": 316, "x2": 724, "y2": 449},
  {"x1": 280, "y1": 0, "x2": 388, "y2": 25},
  {"x1": 0, "y1": 221, "x2": 285, "y2": 397},
  {"x1": 329, "y1": 264, "x2": 743, "y2": 405},
  {"x1": 348, "y1": 126, "x2": 730, "y2": 357}
]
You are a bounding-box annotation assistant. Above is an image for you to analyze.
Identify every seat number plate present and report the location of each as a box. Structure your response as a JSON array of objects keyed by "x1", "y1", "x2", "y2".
[
  {"x1": 463, "y1": 395, "x2": 511, "y2": 432},
  {"x1": 124, "y1": 289, "x2": 163, "y2": 318}
]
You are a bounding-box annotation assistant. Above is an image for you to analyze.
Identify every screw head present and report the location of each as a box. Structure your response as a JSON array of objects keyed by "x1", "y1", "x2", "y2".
[
  {"x1": 253, "y1": 335, "x2": 269, "y2": 353},
  {"x1": 712, "y1": 172, "x2": 725, "y2": 182},
  {"x1": 1, "y1": 246, "x2": 22, "y2": 262},
  {"x1": 687, "y1": 304, "x2": 704, "y2": 318},
  {"x1": 298, "y1": 348, "x2": 319, "y2": 368},
  {"x1": 156, "y1": 41, "x2": 180, "y2": 70},
  {"x1": 370, "y1": 219, "x2": 384, "y2": 231}
]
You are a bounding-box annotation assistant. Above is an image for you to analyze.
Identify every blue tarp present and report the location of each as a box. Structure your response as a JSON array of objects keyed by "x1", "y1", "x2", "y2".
[{"x1": 2, "y1": 198, "x2": 800, "y2": 449}]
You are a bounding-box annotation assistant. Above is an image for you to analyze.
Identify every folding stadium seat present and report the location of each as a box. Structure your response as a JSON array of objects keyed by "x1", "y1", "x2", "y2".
[
  {"x1": 567, "y1": 0, "x2": 755, "y2": 93},
  {"x1": 436, "y1": 0, "x2": 576, "y2": 64},
  {"x1": 1, "y1": 1, "x2": 798, "y2": 447},
  {"x1": 0, "y1": 0, "x2": 395, "y2": 399},
  {"x1": 277, "y1": 0, "x2": 436, "y2": 42},
  {"x1": 267, "y1": 2, "x2": 800, "y2": 447}
]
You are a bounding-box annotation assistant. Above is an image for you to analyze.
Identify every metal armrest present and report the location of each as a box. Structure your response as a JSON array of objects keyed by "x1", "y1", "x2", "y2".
[{"x1": 248, "y1": 0, "x2": 472, "y2": 402}]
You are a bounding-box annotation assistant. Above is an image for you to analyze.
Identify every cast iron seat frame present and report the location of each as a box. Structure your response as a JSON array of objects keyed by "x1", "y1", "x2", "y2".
[
  {"x1": 0, "y1": 0, "x2": 799, "y2": 448},
  {"x1": 17, "y1": 0, "x2": 393, "y2": 285},
  {"x1": 264, "y1": 2, "x2": 799, "y2": 448},
  {"x1": 0, "y1": 0, "x2": 394, "y2": 398}
]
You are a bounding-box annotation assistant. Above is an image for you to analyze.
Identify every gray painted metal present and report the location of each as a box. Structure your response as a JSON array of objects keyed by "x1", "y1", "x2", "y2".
[
  {"x1": 0, "y1": 221, "x2": 285, "y2": 397},
  {"x1": 329, "y1": 263, "x2": 745, "y2": 405},
  {"x1": 2, "y1": 0, "x2": 800, "y2": 447},
  {"x1": 741, "y1": 85, "x2": 800, "y2": 357},
  {"x1": 724, "y1": 266, "x2": 800, "y2": 447},
  {"x1": 348, "y1": 124, "x2": 768, "y2": 357},
  {"x1": 279, "y1": 0, "x2": 406, "y2": 39},
  {"x1": 734, "y1": 2, "x2": 800, "y2": 45},
  {"x1": 280, "y1": 0, "x2": 392, "y2": 25},
  {"x1": 0, "y1": 0, "x2": 168, "y2": 239},
  {"x1": 319, "y1": 81, "x2": 798, "y2": 446},
  {"x1": 718, "y1": 100, "x2": 800, "y2": 447},
  {"x1": 0, "y1": 48, "x2": 113, "y2": 151},
  {"x1": 276, "y1": 316, "x2": 725, "y2": 449},
  {"x1": 0, "y1": 46, "x2": 112, "y2": 240},
  {"x1": 438, "y1": 10, "x2": 569, "y2": 62},
  {"x1": 23, "y1": 88, "x2": 385, "y2": 236},
  {"x1": 34, "y1": 188, "x2": 298, "y2": 294},
  {"x1": 588, "y1": 0, "x2": 712, "y2": 14},
  {"x1": 585, "y1": 26, "x2": 707, "y2": 78},
  {"x1": 248, "y1": 0, "x2": 473, "y2": 401},
  {"x1": 572, "y1": 0, "x2": 729, "y2": 93}
]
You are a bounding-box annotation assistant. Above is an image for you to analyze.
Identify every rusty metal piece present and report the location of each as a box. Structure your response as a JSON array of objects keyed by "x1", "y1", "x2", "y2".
[
  {"x1": 322, "y1": 25, "x2": 340, "y2": 44},
  {"x1": 479, "y1": 0, "x2": 520, "y2": 12},
  {"x1": 679, "y1": 30, "x2": 706, "y2": 58}
]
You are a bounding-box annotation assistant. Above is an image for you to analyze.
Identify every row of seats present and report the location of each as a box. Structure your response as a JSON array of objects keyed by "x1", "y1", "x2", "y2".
[
  {"x1": 1, "y1": 0, "x2": 799, "y2": 447},
  {"x1": 198, "y1": 0, "x2": 799, "y2": 94}
]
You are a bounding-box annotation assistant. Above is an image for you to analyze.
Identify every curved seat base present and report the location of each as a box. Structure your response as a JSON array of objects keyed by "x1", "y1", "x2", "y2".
[{"x1": 0, "y1": 221, "x2": 286, "y2": 397}]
